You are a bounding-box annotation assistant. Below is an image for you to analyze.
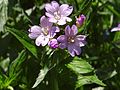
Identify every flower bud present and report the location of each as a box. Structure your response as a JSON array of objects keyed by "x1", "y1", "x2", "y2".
[
  {"x1": 48, "y1": 39, "x2": 59, "y2": 49},
  {"x1": 76, "y1": 14, "x2": 86, "y2": 27}
]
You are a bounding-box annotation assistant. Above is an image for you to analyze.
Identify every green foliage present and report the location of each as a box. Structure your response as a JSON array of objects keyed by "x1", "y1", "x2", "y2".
[
  {"x1": 67, "y1": 57, "x2": 105, "y2": 88},
  {"x1": 67, "y1": 57, "x2": 94, "y2": 74},
  {"x1": 0, "y1": 0, "x2": 8, "y2": 32},
  {"x1": 6, "y1": 27, "x2": 38, "y2": 58},
  {"x1": 32, "y1": 66, "x2": 49, "y2": 88},
  {"x1": 0, "y1": 50, "x2": 27, "y2": 89},
  {"x1": 76, "y1": 74, "x2": 105, "y2": 88},
  {"x1": 0, "y1": 0, "x2": 120, "y2": 90}
]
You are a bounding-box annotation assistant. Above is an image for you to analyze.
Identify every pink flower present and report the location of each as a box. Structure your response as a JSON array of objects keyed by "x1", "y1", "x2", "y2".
[
  {"x1": 57, "y1": 25, "x2": 87, "y2": 57},
  {"x1": 76, "y1": 14, "x2": 86, "y2": 27},
  {"x1": 28, "y1": 16, "x2": 59, "y2": 46},
  {"x1": 111, "y1": 24, "x2": 120, "y2": 32},
  {"x1": 45, "y1": 1, "x2": 73, "y2": 25}
]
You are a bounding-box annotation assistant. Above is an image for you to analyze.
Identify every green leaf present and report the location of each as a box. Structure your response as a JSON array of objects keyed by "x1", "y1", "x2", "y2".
[
  {"x1": 9, "y1": 50, "x2": 27, "y2": 77},
  {"x1": 113, "y1": 32, "x2": 120, "y2": 42},
  {"x1": 0, "y1": 57, "x2": 10, "y2": 72},
  {"x1": 0, "y1": 69, "x2": 7, "y2": 89},
  {"x1": 6, "y1": 27, "x2": 38, "y2": 58},
  {"x1": 32, "y1": 66, "x2": 49, "y2": 88},
  {"x1": 0, "y1": 50, "x2": 27, "y2": 88},
  {"x1": 67, "y1": 57, "x2": 94, "y2": 74},
  {"x1": 0, "y1": 0, "x2": 8, "y2": 32},
  {"x1": 3, "y1": 50, "x2": 27, "y2": 87},
  {"x1": 76, "y1": 74, "x2": 106, "y2": 88},
  {"x1": 112, "y1": 32, "x2": 120, "y2": 48}
]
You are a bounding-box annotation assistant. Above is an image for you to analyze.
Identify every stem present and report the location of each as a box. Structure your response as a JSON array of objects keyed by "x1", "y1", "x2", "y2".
[{"x1": 50, "y1": 69, "x2": 59, "y2": 90}]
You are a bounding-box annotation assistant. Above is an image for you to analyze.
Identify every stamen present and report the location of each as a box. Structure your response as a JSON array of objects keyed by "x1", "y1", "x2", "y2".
[
  {"x1": 68, "y1": 37, "x2": 75, "y2": 43},
  {"x1": 54, "y1": 11, "x2": 61, "y2": 20},
  {"x1": 41, "y1": 27, "x2": 49, "y2": 35}
]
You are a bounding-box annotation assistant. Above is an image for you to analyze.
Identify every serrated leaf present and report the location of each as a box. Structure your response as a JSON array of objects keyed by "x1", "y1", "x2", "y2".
[
  {"x1": 67, "y1": 57, "x2": 94, "y2": 74},
  {"x1": 0, "y1": 0, "x2": 8, "y2": 32},
  {"x1": 76, "y1": 75, "x2": 106, "y2": 88},
  {"x1": 6, "y1": 27, "x2": 38, "y2": 58},
  {"x1": 32, "y1": 66, "x2": 49, "y2": 88}
]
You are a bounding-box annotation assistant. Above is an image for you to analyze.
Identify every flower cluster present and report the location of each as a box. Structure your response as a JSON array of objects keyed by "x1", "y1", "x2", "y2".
[{"x1": 28, "y1": 1, "x2": 87, "y2": 57}]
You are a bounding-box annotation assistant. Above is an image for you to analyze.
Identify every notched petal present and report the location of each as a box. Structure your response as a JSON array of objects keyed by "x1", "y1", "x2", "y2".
[
  {"x1": 65, "y1": 25, "x2": 71, "y2": 36},
  {"x1": 57, "y1": 35, "x2": 67, "y2": 43},
  {"x1": 59, "y1": 43, "x2": 67, "y2": 49}
]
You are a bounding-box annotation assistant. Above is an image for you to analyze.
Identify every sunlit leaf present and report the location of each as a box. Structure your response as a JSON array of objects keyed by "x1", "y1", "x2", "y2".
[
  {"x1": 113, "y1": 32, "x2": 120, "y2": 41},
  {"x1": 76, "y1": 74, "x2": 106, "y2": 88},
  {"x1": 6, "y1": 27, "x2": 38, "y2": 58},
  {"x1": 9, "y1": 50, "x2": 27, "y2": 77},
  {"x1": 112, "y1": 32, "x2": 120, "y2": 48},
  {"x1": 32, "y1": 66, "x2": 49, "y2": 88},
  {"x1": 0, "y1": 57, "x2": 10, "y2": 72},
  {"x1": 67, "y1": 57, "x2": 94, "y2": 74},
  {"x1": 0, "y1": 0, "x2": 8, "y2": 32}
]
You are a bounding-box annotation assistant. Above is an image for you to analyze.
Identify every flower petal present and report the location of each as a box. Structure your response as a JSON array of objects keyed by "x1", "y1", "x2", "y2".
[
  {"x1": 74, "y1": 46, "x2": 81, "y2": 55},
  {"x1": 75, "y1": 39, "x2": 86, "y2": 47},
  {"x1": 68, "y1": 44, "x2": 81, "y2": 57},
  {"x1": 59, "y1": 4, "x2": 73, "y2": 16},
  {"x1": 45, "y1": 3, "x2": 56, "y2": 14},
  {"x1": 67, "y1": 44, "x2": 75, "y2": 57},
  {"x1": 65, "y1": 25, "x2": 71, "y2": 36},
  {"x1": 71, "y1": 25, "x2": 78, "y2": 35},
  {"x1": 54, "y1": 26, "x2": 60, "y2": 32},
  {"x1": 57, "y1": 35, "x2": 67, "y2": 43},
  {"x1": 75, "y1": 35, "x2": 87, "y2": 47},
  {"x1": 65, "y1": 25, "x2": 78, "y2": 36},
  {"x1": 28, "y1": 25, "x2": 41, "y2": 33},
  {"x1": 28, "y1": 25, "x2": 41, "y2": 39},
  {"x1": 118, "y1": 24, "x2": 120, "y2": 27},
  {"x1": 111, "y1": 27, "x2": 120, "y2": 32},
  {"x1": 49, "y1": 26, "x2": 60, "y2": 38},
  {"x1": 49, "y1": 17, "x2": 58, "y2": 23},
  {"x1": 57, "y1": 17, "x2": 66, "y2": 25},
  {"x1": 51, "y1": 1, "x2": 59, "y2": 10},
  {"x1": 76, "y1": 35, "x2": 86, "y2": 40},
  {"x1": 65, "y1": 17, "x2": 72, "y2": 22},
  {"x1": 40, "y1": 16, "x2": 53, "y2": 28},
  {"x1": 35, "y1": 34, "x2": 49, "y2": 46},
  {"x1": 28, "y1": 33, "x2": 39, "y2": 39},
  {"x1": 59, "y1": 43, "x2": 67, "y2": 49},
  {"x1": 45, "y1": 12, "x2": 54, "y2": 18}
]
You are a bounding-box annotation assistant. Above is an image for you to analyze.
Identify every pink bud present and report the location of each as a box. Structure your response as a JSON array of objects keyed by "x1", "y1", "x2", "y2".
[
  {"x1": 76, "y1": 14, "x2": 86, "y2": 27},
  {"x1": 48, "y1": 39, "x2": 59, "y2": 49}
]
